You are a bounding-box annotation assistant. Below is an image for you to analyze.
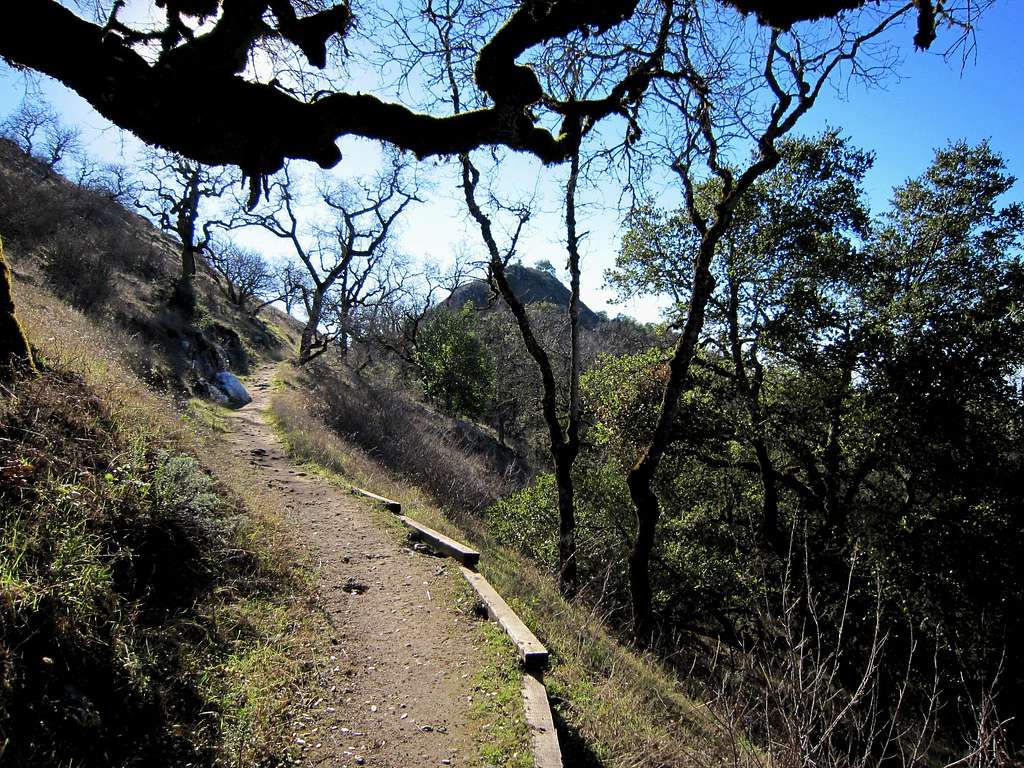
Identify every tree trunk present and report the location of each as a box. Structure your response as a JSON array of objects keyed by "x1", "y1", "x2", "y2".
[
  {"x1": 558, "y1": 144, "x2": 583, "y2": 599},
  {"x1": 725, "y1": 275, "x2": 783, "y2": 554},
  {"x1": 180, "y1": 242, "x2": 197, "y2": 278},
  {"x1": 554, "y1": 445, "x2": 579, "y2": 597},
  {"x1": 626, "y1": 238, "x2": 717, "y2": 644},
  {"x1": 753, "y1": 439, "x2": 782, "y2": 551},
  {"x1": 627, "y1": 462, "x2": 658, "y2": 645},
  {"x1": 298, "y1": 289, "x2": 324, "y2": 364},
  {"x1": 0, "y1": 239, "x2": 36, "y2": 382},
  {"x1": 171, "y1": 203, "x2": 198, "y2": 312},
  {"x1": 339, "y1": 305, "x2": 350, "y2": 358},
  {"x1": 177, "y1": 171, "x2": 200, "y2": 280},
  {"x1": 459, "y1": 154, "x2": 580, "y2": 597},
  {"x1": 623, "y1": 127, "x2": 791, "y2": 643},
  {"x1": 339, "y1": 274, "x2": 350, "y2": 358}
]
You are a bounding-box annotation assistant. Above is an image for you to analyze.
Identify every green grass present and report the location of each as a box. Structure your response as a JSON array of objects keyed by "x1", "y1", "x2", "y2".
[
  {"x1": 470, "y1": 621, "x2": 533, "y2": 768},
  {"x1": 184, "y1": 398, "x2": 233, "y2": 432}
]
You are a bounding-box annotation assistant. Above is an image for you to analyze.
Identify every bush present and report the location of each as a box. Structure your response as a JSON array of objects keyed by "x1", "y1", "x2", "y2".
[
  {"x1": 487, "y1": 462, "x2": 636, "y2": 613},
  {"x1": 38, "y1": 231, "x2": 118, "y2": 312},
  {"x1": 416, "y1": 305, "x2": 495, "y2": 420},
  {"x1": 488, "y1": 473, "x2": 559, "y2": 566}
]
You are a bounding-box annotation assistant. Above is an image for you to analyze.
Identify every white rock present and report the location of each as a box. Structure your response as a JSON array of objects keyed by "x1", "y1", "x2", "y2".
[{"x1": 212, "y1": 371, "x2": 252, "y2": 408}]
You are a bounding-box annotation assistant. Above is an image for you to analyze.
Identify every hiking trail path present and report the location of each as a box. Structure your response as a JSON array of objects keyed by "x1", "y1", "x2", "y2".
[{"x1": 220, "y1": 366, "x2": 488, "y2": 768}]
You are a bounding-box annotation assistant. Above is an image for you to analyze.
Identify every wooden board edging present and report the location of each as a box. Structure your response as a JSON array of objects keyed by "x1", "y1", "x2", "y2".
[
  {"x1": 522, "y1": 672, "x2": 562, "y2": 768},
  {"x1": 350, "y1": 486, "x2": 401, "y2": 513},
  {"x1": 400, "y1": 516, "x2": 480, "y2": 567},
  {"x1": 459, "y1": 566, "x2": 548, "y2": 669}
]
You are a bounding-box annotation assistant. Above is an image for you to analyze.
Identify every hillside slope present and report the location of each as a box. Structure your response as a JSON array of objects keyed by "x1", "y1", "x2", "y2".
[
  {"x1": 0, "y1": 138, "x2": 301, "y2": 399},
  {"x1": 0, "y1": 281, "x2": 333, "y2": 766},
  {"x1": 2, "y1": 137, "x2": 772, "y2": 768},
  {"x1": 0, "y1": 136, "x2": 549, "y2": 766},
  {"x1": 443, "y1": 264, "x2": 601, "y2": 328}
]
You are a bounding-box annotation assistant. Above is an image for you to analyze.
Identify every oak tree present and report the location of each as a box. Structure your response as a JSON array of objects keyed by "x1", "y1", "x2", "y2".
[
  {"x1": 0, "y1": 0, "x2": 971, "y2": 378},
  {"x1": 135, "y1": 147, "x2": 240, "y2": 283},
  {"x1": 243, "y1": 159, "x2": 417, "y2": 363}
]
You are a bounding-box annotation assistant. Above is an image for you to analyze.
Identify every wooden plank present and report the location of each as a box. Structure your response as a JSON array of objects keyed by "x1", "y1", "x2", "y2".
[
  {"x1": 350, "y1": 486, "x2": 401, "y2": 513},
  {"x1": 522, "y1": 672, "x2": 562, "y2": 768},
  {"x1": 459, "y1": 566, "x2": 548, "y2": 669},
  {"x1": 400, "y1": 516, "x2": 480, "y2": 567}
]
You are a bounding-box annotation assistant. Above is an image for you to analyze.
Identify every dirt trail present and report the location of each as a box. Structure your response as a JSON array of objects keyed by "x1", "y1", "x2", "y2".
[{"x1": 221, "y1": 367, "x2": 486, "y2": 767}]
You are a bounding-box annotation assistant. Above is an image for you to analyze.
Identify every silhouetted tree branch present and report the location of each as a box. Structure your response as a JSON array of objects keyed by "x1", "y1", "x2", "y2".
[
  {"x1": 207, "y1": 241, "x2": 277, "y2": 310},
  {"x1": 0, "y1": 1, "x2": 954, "y2": 186}
]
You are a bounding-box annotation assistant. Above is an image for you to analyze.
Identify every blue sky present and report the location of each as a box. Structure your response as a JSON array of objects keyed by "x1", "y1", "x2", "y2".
[
  {"x1": 800, "y1": 2, "x2": 1024, "y2": 209},
  {"x1": 1, "y1": 2, "x2": 1022, "y2": 323}
]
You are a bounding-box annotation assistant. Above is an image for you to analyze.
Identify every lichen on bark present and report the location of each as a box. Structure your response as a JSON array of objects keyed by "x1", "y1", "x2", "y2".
[{"x1": 0, "y1": 238, "x2": 36, "y2": 381}]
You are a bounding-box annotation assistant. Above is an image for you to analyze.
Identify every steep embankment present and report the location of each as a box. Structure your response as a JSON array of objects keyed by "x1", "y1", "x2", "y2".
[
  {"x1": 0, "y1": 137, "x2": 301, "y2": 399},
  {"x1": 0, "y1": 284, "x2": 335, "y2": 766}
]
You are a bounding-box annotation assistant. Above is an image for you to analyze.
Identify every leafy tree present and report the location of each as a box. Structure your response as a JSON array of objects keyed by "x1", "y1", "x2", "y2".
[
  {"x1": 613, "y1": 132, "x2": 875, "y2": 550},
  {"x1": 416, "y1": 305, "x2": 495, "y2": 420},
  {"x1": 604, "y1": 139, "x2": 1024, "y2": 746},
  {"x1": 619, "y1": 7, "x2": 914, "y2": 642},
  {"x1": 478, "y1": 306, "x2": 535, "y2": 449}
]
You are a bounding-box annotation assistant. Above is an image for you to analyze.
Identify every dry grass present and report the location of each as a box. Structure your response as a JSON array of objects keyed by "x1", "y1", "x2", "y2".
[
  {"x1": 273, "y1": 360, "x2": 521, "y2": 517},
  {"x1": 2, "y1": 136, "x2": 302, "y2": 397}
]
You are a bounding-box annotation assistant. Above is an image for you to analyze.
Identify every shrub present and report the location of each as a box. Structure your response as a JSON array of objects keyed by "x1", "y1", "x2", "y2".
[
  {"x1": 38, "y1": 231, "x2": 117, "y2": 312},
  {"x1": 488, "y1": 472, "x2": 559, "y2": 566},
  {"x1": 416, "y1": 305, "x2": 495, "y2": 420},
  {"x1": 487, "y1": 462, "x2": 636, "y2": 613}
]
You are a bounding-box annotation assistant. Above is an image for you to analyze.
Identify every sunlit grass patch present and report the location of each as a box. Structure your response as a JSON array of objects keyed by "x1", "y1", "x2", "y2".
[
  {"x1": 469, "y1": 621, "x2": 532, "y2": 768},
  {"x1": 184, "y1": 398, "x2": 232, "y2": 433}
]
